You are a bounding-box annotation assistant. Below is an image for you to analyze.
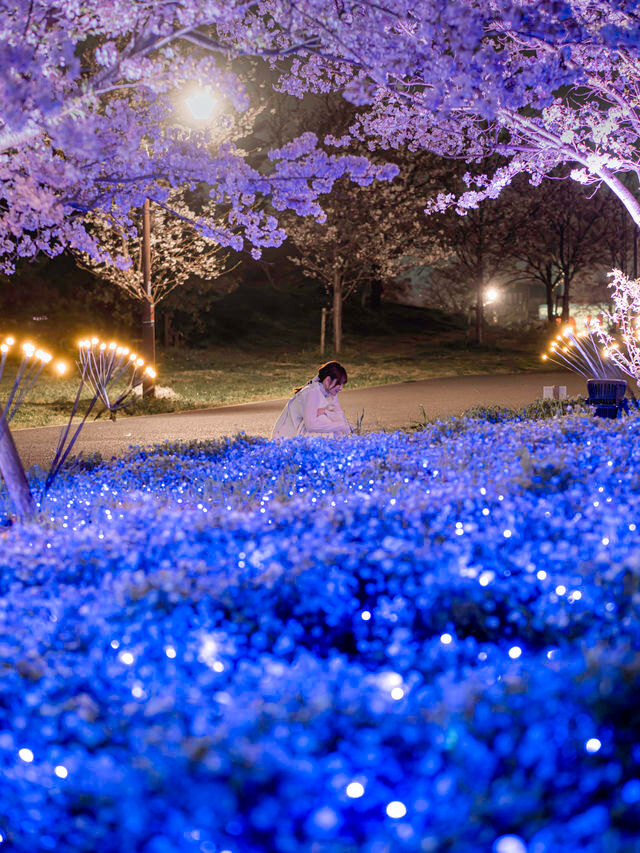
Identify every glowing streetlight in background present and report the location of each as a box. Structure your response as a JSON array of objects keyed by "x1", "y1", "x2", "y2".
[
  {"x1": 484, "y1": 287, "x2": 499, "y2": 304},
  {"x1": 185, "y1": 89, "x2": 217, "y2": 121}
]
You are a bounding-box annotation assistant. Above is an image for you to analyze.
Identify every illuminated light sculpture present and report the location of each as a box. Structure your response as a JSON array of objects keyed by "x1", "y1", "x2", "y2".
[
  {"x1": 540, "y1": 327, "x2": 626, "y2": 381},
  {"x1": 540, "y1": 324, "x2": 631, "y2": 419},
  {"x1": 0, "y1": 338, "x2": 54, "y2": 430},
  {"x1": 44, "y1": 338, "x2": 152, "y2": 496},
  {"x1": 0, "y1": 337, "x2": 55, "y2": 518},
  {"x1": 0, "y1": 334, "x2": 156, "y2": 519}
]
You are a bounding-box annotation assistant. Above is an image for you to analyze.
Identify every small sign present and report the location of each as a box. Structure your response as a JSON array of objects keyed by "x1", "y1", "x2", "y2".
[{"x1": 543, "y1": 385, "x2": 567, "y2": 401}]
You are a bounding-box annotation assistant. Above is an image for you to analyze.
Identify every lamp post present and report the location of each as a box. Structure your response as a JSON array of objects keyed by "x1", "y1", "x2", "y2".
[
  {"x1": 141, "y1": 198, "x2": 155, "y2": 398},
  {"x1": 184, "y1": 89, "x2": 218, "y2": 121},
  {"x1": 139, "y1": 89, "x2": 217, "y2": 398}
]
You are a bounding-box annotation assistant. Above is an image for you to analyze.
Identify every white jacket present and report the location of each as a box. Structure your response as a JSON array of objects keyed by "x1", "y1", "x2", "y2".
[{"x1": 271, "y1": 376, "x2": 351, "y2": 438}]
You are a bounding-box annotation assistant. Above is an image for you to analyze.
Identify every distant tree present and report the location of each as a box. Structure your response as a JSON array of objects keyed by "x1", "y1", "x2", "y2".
[
  {"x1": 401, "y1": 172, "x2": 622, "y2": 334},
  {"x1": 406, "y1": 159, "x2": 519, "y2": 343},
  {"x1": 503, "y1": 178, "x2": 621, "y2": 324},
  {"x1": 284, "y1": 180, "x2": 374, "y2": 354},
  {"x1": 256, "y1": 91, "x2": 443, "y2": 350},
  {"x1": 76, "y1": 189, "x2": 235, "y2": 364},
  {"x1": 284, "y1": 160, "x2": 444, "y2": 352}
]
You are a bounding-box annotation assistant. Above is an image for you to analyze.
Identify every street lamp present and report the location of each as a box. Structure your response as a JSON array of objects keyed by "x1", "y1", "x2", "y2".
[
  {"x1": 184, "y1": 88, "x2": 217, "y2": 121},
  {"x1": 139, "y1": 89, "x2": 219, "y2": 398}
]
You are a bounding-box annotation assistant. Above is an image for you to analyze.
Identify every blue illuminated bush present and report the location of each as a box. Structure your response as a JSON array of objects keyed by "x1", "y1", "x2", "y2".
[{"x1": 0, "y1": 415, "x2": 639, "y2": 852}]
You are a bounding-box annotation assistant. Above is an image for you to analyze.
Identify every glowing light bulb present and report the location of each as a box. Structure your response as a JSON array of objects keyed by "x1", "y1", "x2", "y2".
[
  {"x1": 91, "y1": 337, "x2": 98, "y2": 345},
  {"x1": 109, "y1": 342, "x2": 116, "y2": 350},
  {"x1": 185, "y1": 89, "x2": 218, "y2": 120},
  {"x1": 144, "y1": 366, "x2": 156, "y2": 378},
  {"x1": 346, "y1": 782, "x2": 365, "y2": 798},
  {"x1": 386, "y1": 801, "x2": 407, "y2": 818},
  {"x1": 55, "y1": 361, "x2": 67, "y2": 375},
  {"x1": 5, "y1": 336, "x2": 14, "y2": 345},
  {"x1": 136, "y1": 358, "x2": 144, "y2": 367}
]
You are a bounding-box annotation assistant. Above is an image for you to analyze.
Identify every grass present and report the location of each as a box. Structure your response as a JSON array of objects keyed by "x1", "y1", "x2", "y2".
[{"x1": 6, "y1": 301, "x2": 551, "y2": 429}]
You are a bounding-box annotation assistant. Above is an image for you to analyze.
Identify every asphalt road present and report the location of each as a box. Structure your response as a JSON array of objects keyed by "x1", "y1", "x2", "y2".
[{"x1": 13, "y1": 370, "x2": 584, "y2": 471}]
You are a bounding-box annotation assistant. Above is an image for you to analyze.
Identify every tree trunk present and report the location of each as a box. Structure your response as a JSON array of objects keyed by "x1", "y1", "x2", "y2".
[
  {"x1": 0, "y1": 424, "x2": 34, "y2": 520},
  {"x1": 561, "y1": 270, "x2": 571, "y2": 323},
  {"x1": 370, "y1": 278, "x2": 383, "y2": 311},
  {"x1": 141, "y1": 198, "x2": 156, "y2": 398},
  {"x1": 320, "y1": 307, "x2": 327, "y2": 355},
  {"x1": 546, "y1": 287, "x2": 555, "y2": 323},
  {"x1": 475, "y1": 225, "x2": 486, "y2": 345},
  {"x1": 475, "y1": 278, "x2": 484, "y2": 344},
  {"x1": 544, "y1": 265, "x2": 555, "y2": 323},
  {"x1": 333, "y1": 270, "x2": 343, "y2": 354}
]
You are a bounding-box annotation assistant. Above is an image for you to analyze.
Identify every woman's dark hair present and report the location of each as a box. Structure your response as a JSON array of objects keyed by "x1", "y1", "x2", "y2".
[{"x1": 294, "y1": 361, "x2": 348, "y2": 394}]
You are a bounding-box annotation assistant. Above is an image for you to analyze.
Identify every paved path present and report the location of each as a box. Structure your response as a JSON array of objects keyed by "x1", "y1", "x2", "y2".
[{"x1": 13, "y1": 371, "x2": 583, "y2": 471}]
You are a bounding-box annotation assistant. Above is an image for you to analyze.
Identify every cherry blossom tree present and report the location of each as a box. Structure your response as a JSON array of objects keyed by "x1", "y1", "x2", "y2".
[
  {"x1": 5, "y1": 1, "x2": 640, "y2": 270},
  {"x1": 284, "y1": 156, "x2": 444, "y2": 352},
  {"x1": 258, "y1": 1, "x2": 640, "y2": 231},
  {"x1": 0, "y1": 0, "x2": 398, "y2": 275},
  {"x1": 76, "y1": 189, "x2": 234, "y2": 365},
  {"x1": 503, "y1": 178, "x2": 621, "y2": 323}
]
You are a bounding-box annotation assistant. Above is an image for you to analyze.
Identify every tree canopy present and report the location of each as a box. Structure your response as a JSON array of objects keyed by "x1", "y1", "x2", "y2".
[{"x1": 3, "y1": 0, "x2": 640, "y2": 272}]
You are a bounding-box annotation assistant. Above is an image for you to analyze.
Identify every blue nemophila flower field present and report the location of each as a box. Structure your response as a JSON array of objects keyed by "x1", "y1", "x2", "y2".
[{"x1": 1, "y1": 415, "x2": 640, "y2": 853}]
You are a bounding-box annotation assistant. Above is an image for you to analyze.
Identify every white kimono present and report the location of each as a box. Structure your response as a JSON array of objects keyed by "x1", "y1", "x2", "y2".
[{"x1": 271, "y1": 377, "x2": 351, "y2": 438}]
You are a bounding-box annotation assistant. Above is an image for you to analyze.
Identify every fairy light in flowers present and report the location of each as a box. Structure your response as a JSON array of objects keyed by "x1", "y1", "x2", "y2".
[
  {"x1": 386, "y1": 801, "x2": 407, "y2": 818},
  {"x1": 1, "y1": 337, "x2": 56, "y2": 428}
]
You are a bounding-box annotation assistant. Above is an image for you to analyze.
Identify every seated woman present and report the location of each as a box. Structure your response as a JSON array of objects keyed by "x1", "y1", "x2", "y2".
[{"x1": 272, "y1": 361, "x2": 351, "y2": 438}]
